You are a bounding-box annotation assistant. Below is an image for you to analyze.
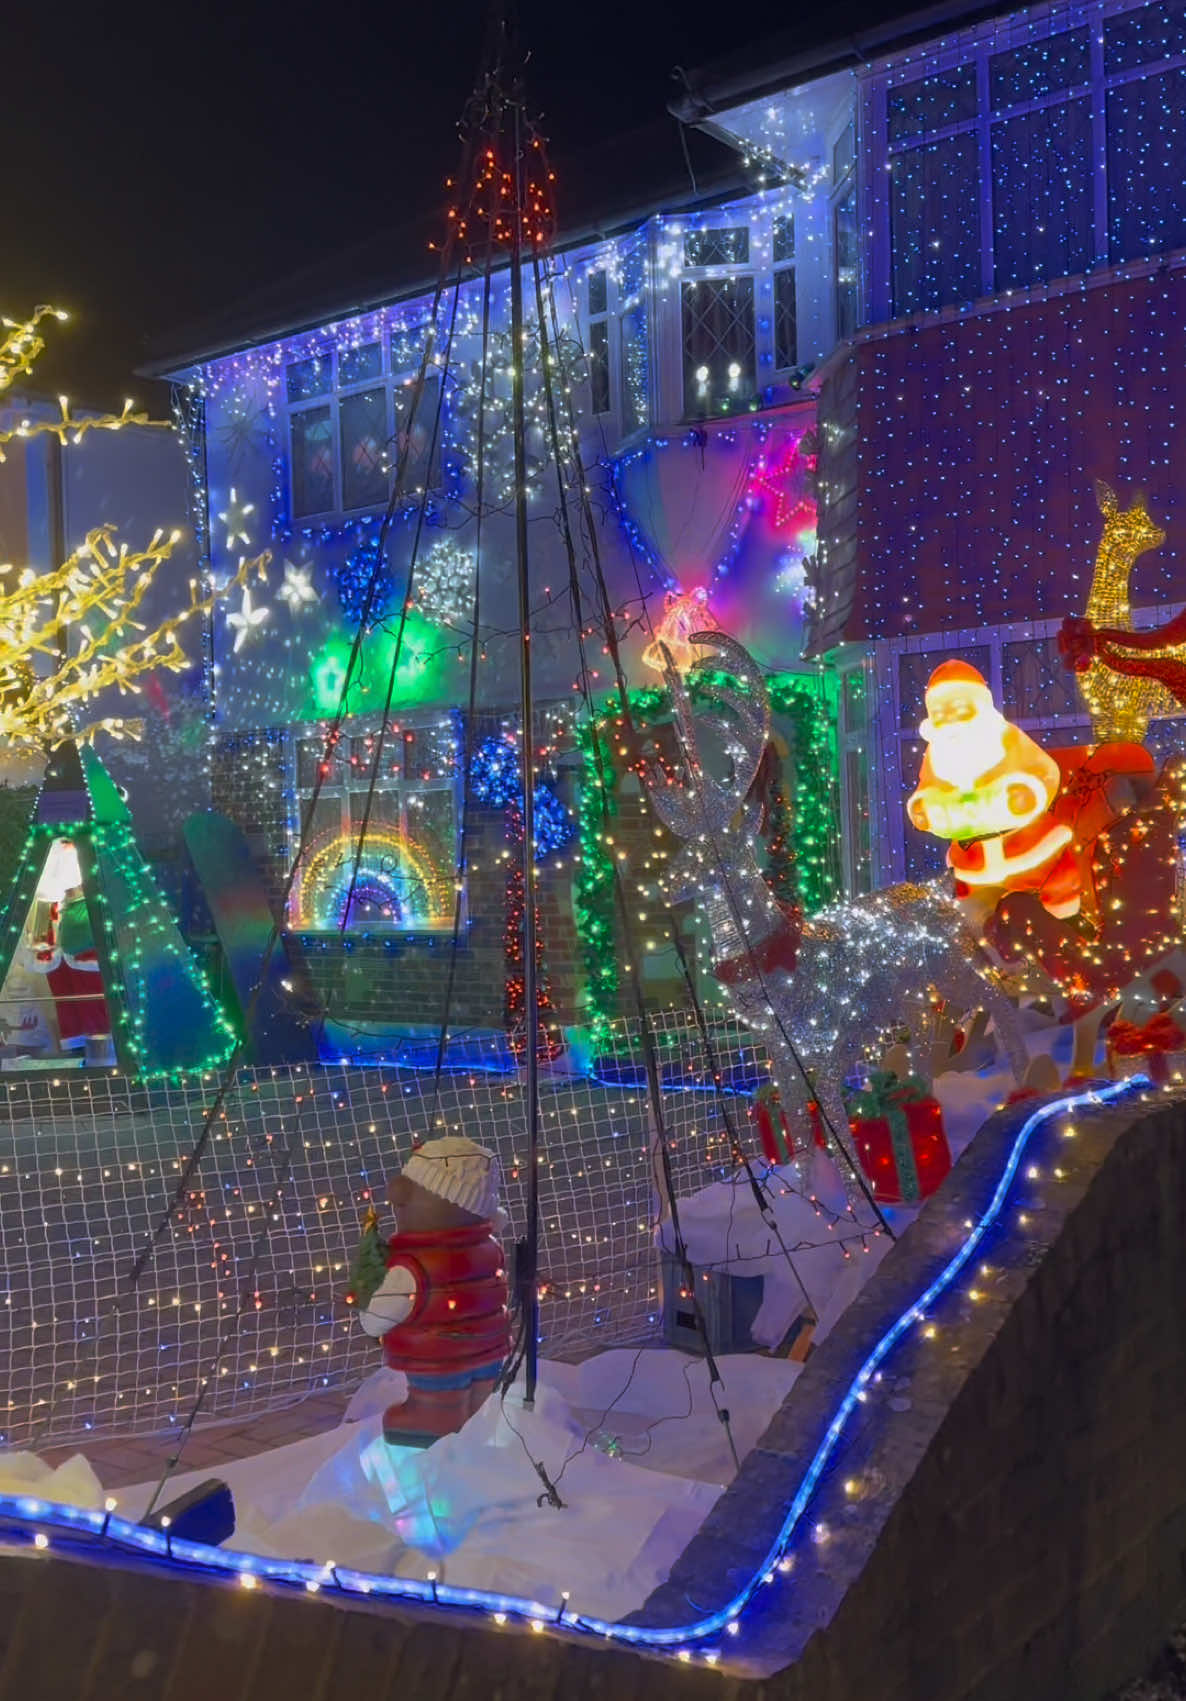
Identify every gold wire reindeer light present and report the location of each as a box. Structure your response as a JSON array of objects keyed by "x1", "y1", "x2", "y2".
[{"x1": 1072, "y1": 481, "x2": 1180, "y2": 743}]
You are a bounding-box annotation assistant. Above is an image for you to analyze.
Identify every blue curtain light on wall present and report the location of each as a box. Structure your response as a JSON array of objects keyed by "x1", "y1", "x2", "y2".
[
  {"x1": 890, "y1": 132, "x2": 980, "y2": 316},
  {"x1": 1107, "y1": 65, "x2": 1186, "y2": 265},
  {"x1": 992, "y1": 98, "x2": 1094, "y2": 291}
]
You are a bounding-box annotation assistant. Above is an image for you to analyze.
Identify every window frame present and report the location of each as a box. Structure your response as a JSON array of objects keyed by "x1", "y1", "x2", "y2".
[
  {"x1": 864, "y1": 0, "x2": 1186, "y2": 324},
  {"x1": 677, "y1": 217, "x2": 760, "y2": 419},
  {"x1": 289, "y1": 715, "x2": 463, "y2": 936},
  {"x1": 285, "y1": 329, "x2": 445, "y2": 526}
]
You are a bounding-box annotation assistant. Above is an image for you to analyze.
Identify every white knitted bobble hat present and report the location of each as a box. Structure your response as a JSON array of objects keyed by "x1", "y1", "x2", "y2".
[{"x1": 402, "y1": 1135, "x2": 501, "y2": 1222}]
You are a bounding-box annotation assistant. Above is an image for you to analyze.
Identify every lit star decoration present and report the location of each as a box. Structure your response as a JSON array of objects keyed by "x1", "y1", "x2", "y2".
[
  {"x1": 278, "y1": 560, "x2": 317, "y2": 614},
  {"x1": 226, "y1": 582, "x2": 270, "y2": 653},
  {"x1": 218, "y1": 487, "x2": 256, "y2": 549}
]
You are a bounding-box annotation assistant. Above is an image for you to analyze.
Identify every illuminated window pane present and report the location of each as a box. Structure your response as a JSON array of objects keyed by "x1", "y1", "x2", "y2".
[
  {"x1": 833, "y1": 122, "x2": 856, "y2": 185},
  {"x1": 834, "y1": 186, "x2": 859, "y2": 339},
  {"x1": 774, "y1": 266, "x2": 797, "y2": 368},
  {"x1": 290, "y1": 406, "x2": 334, "y2": 516},
  {"x1": 890, "y1": 132, "x2": 981, "y2": 315},
  {"x1": 773, "y1": 213, "x2": 795, "y2": 265},
  {"x1": 340, "y1": 388, "x2": 389, "y2": 511},
  {"x1": 989, "y1": 28, "x2": 1090, "y2": 108},
  {"x1": 620, "y1": 303, "x2": 649, "y2": 434},
  {"x1": 1104, "y1": 0, "x2": 1186, "y2": 74},
  {"x1": 286, "y1": 354, "x2": 333, "y2": 403},
  {"x1": 681, "y1": 275, "x2": 756, "y2": 414},
  {"x1": 339, "y1": 342, "x2": 382, "y2": 386},
  {"x1": 589, "y1": 319, "x2": 611, "y2": 414},
  {"x1": 1107, "y1": 66, "x2": 1186, "y2": 263},
  {"x1": 393, "y1": 373, "x2": 442, "y2": 495},
  {"x1": 1002, "y1": 637, "x2": 1085, "y2": 721},
  {"x1": 390, "y1": 320, "x2": 433, "y2": 374},
  {"x1": 992, "y1": 98, "x2": 1093, "y2": 289},
  {"x1": 588, "y1": 268, "x2": 608, "y2": 316},
  {"x1": 684, "y1": 227, "x2": 749, "y2": 267},
  {"x1": 888, "y1": 65, "x2": 976, "y2": 143}
]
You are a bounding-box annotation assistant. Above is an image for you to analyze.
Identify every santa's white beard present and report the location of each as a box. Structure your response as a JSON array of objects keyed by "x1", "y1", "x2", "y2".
[{"x1": 924, "y1": 712, "x2": 1008, "y2": 789}]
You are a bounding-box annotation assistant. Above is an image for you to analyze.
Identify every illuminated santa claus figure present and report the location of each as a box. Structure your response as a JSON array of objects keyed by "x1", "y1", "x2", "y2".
[
  {"x1": 908, "y1": 661, "x2": 1062, "y2": 842},
  {"x1": 908, "y1": 659, "x2": 1156, "y2": 924}
]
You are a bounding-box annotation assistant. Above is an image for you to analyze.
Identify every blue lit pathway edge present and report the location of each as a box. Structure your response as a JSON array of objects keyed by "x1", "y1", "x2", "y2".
[{"x1": 0, "y1": 1077, "x2": 1144, "y2": 1663}]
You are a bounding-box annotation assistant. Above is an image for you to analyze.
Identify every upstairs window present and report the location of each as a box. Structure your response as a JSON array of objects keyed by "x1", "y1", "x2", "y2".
[
  {"x1": 680, "y1": 224, "x2": 756, "y2": 416},
  {"x1": 618, "y1": 234, "x2": 650, "y2": 436},
  {"x1": 285, "y1": 328, "x2": 443, "y2": 521},
  {"x1": 772, "y1": 214, "x2": 797, "y2": 369},
  {"x1": 587, "y1": 267, "x2": 612, "y2": 416},
  {"x1": 875, "y1": 0, "x2": 1186, "y2": 321}
]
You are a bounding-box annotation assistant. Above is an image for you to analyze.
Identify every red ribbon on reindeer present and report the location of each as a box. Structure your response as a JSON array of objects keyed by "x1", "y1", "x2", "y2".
[
  {"x1": 1059, "y1": 609, "x2": 1186, "y2": 705},
  {"x1": 1108, "y1": 1012, "x2": 1185, "y2": 1085}
]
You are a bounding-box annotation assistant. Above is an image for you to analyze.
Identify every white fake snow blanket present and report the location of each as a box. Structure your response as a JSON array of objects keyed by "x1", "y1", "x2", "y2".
[{"x1": 5, "y1": 1025, "x2": 1069, "y2": 1623}]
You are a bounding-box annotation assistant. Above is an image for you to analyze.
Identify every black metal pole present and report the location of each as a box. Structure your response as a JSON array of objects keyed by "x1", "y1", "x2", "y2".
[{"x1": 508, "y1": 88, "x2": 541, "y2": 1409}]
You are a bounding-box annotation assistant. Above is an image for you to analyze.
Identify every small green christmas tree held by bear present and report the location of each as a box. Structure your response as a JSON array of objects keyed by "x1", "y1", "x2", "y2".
[
  {"x1": 349, "y1": 1206, "x2": 390, "y2": 1313},
  {"x1": 355, "y1": 1136, "x2": 510, "y2": 1449}
]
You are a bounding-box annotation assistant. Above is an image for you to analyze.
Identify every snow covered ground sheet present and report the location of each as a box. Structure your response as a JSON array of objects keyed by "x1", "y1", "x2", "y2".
[{"x1": 3, "y1": 1031, "x2": 1064, "y2": 1623}]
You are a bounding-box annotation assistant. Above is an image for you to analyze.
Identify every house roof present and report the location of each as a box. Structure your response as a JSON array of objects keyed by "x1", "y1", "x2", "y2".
[
  {"x1": 668, "y1": 0, "x2": 1028, "y2": 121},
  {"x1": 143, "y1": 120, "x2": 744, "y2": 377}
]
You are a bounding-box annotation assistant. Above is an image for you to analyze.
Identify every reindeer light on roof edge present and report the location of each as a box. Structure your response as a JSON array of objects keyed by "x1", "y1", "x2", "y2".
[{"x1": 645, "y1": 631, "x2": 1030, "y2": 1209}]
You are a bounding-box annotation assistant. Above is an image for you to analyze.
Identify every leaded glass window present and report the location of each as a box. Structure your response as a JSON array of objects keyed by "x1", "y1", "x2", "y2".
[
  {"x1": 589, "y1": 318, "x2": 611, "y2": 414},
  {"x1": 834, "y1": 185, "x2": 859, "y2": 339},
  {"x1": 681, "y1": 276, "x2": 756, "y2": 415},
  {"x1": 684, "y1": 227, "x2": 749, "y2": 268},
  {"x1": 989, "y1": 28, "x2": 1090, "y2": 108},
  {"x1": 774, "y1": 266, "x2": 797, "y2": 369}
]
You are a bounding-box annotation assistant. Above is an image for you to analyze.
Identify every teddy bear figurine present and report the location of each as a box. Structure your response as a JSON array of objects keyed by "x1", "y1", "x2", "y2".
[{"x1": 357, "y1": 1135, "x2": 511, "y2": 1447}]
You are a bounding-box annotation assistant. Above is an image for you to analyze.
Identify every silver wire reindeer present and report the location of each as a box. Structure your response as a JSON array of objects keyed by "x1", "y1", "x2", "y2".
[{"x1": 647, "y1": 632, "x2": 1030, "y2": 1205}]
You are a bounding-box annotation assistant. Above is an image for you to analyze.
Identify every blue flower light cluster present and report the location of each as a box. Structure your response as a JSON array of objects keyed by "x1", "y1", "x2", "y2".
[{"x1": 470, "y1": 736, "x2": 574, "y2": 859}]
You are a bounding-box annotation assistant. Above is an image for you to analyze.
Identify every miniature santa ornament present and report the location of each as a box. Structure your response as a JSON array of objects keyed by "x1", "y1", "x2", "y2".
[{"x1": 357, "y1": 1136, "x2": 510, "y2": 1449}]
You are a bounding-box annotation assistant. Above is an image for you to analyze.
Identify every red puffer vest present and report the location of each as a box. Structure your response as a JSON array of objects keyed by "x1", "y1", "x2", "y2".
[{"x1": 380, "y1": 1220, "x2": 510, "y2": 1377}]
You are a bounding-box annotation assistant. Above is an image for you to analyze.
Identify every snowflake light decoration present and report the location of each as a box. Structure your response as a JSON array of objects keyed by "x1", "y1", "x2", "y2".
[{"x1": 414, "y1": 535, "x2": 476, "y2": 630}]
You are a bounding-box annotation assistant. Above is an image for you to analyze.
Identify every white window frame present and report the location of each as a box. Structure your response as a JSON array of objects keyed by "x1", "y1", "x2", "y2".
[
  {"x1": 285, "y1": 327, "x2": 444, "y2": 526},
  {"x1": 288, "y1": 716, "x2": 462, "y2": 935},
  {"x1": 862, "y1": 0, "x2": 1186, "y2": 326}
]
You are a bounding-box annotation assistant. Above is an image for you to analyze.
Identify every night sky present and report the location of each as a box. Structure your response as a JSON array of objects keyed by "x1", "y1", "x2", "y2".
[{"x1": 9, "y1": 0, "x2": 904, "y2": 406}]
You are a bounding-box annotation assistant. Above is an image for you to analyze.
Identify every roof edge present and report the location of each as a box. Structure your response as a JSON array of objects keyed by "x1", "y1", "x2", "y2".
[
  {"x1": 668, "y1": 0, "x2": 1024, "y2": 122},
  {"x1": 141, "y1": 165, "x2": 750, "y2": 381}
]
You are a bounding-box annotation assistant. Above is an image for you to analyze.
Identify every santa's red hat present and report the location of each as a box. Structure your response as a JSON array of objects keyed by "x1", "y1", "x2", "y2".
[{"x1": 925, "y1": 659, "x2": 993, "y2": 704}]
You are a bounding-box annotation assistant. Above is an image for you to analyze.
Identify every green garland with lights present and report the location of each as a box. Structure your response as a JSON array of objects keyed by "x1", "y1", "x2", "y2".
[
  {"x1": 0, "y1": 746, "x2": 237, "y2": 1081},
  {"x1": 574, "y1": 671, "x2": 841, "y2": 1038}
]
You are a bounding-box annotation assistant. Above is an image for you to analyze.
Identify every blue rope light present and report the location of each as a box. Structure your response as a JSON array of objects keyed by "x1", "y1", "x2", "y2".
[{"x1": 0, "y1": 1077, "x2": 1144, "y2": 1657}]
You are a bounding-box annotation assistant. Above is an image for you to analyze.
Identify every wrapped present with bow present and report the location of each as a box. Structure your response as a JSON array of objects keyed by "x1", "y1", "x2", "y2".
[
  {"x1": 844, "y1": 1070, "x2": 951, "y2": 1205},
  {"x1": 1107, "y1": 1012, "x2": 1186, "y2": 1086}
]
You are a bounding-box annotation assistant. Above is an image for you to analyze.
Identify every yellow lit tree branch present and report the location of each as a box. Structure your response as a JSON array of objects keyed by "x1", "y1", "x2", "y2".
[{"x1": 0, "y1": 306, "x2": 263, "y2": 753}]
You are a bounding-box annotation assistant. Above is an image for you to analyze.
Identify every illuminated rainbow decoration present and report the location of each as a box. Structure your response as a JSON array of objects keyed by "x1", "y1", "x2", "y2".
[{"x1": 290, "y1": 828, "x2": 449, "y2": 932}]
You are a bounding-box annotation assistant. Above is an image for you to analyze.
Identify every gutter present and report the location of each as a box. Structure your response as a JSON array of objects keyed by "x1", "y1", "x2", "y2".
[
  {"x1": 668, "y1": 0, "x2": 1021, "y2": 122},
  {"x1": 141, "y1": 163, "x2": 750, "y2": 381}
]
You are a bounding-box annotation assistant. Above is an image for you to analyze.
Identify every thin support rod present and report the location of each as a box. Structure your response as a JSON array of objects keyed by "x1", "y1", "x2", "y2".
[{"x1": 509, "y1": 89, "x2": 541, "y2": 1409}]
